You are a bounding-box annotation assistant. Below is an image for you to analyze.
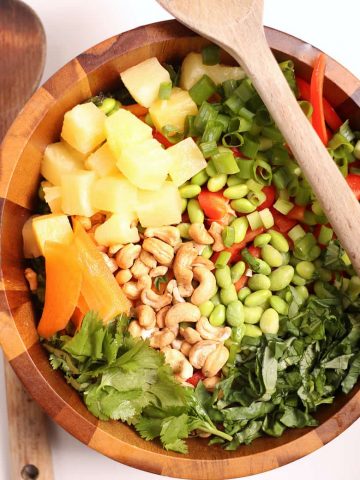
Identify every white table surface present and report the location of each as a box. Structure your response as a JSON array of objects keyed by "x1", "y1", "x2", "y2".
[{"x1": 1, "y1": 1, "x2": 360, "y2": 479}]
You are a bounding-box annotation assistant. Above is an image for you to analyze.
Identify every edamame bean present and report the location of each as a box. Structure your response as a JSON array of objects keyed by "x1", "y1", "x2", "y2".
[
  {"x1": 215, "y1": 266, "x2": 232, "y2": 288},
  {"x1": 238, "y1": 286, "x2": 251, "y2": 301},
  {"x1": 226, "y1": 300, "x2": 245, "y2": 327},
  {"x1": 230, "y1": 198, "x2": 256, "y2": 213},
  {"x1": 208, "y1": 174, "x2": 228, "y2": 192},
  {"x1": 291, "y1": 273, "x2": 306, "y2": 286},
  {"x1": 310, "y1": 245, "x2": 322, "y2": 260},
  {"x1": 179, "y1": 184, "x2": 201, "y2": 198},
  {"x1": 201, "y1": 245, "x2": 213, "y2": 259},
  {"x1": 296, "y1": 261, "x2": 315, "y2": 280},
  {"x1": 281, "y1": 252, "x2": 290, "y2": 265},
  {"x1": 248, "y1": 274, "x2": 271, "y2": 291},
  {"x1": 244, "y1": 324, "x2": 262, "y2": 337},
  {"x1": 231, "y1": 261, "x2": 246, "y2": 282},
  {"x1": 260, "y1": 308, "x2": 279, "y2": 334},
  {"x1": 269, "y1": 230, "x2": 289, "y2": 253},
  {"x1": 269, "y1": 265, "x2": 294, "y2": 291},
  {"x1": 254, "y1": 259, "x2": 272, "y2": 276},
  {"x1": 191, "y1": 169, "x2": 209, "y2": 186},
  {"x1": 177, "y1": 223, "x2": 191, "y2": 239},
  {"x1": 199, "y1": 300, "x2": 215, "y2": 317},
  {"x1": 318, "y1": 267, "x2": 332, "y2": 282},
  {"x1": 270, "y1": 295, "x2": 289, "y2": 315},
  {"x1": 223, "y1": 184, "x2": 249, "y2": 199},
  {"x1": 231, "y1": 217, "x2": 248, "y2": 243},
  {"x1": 181, "y1": 198, "x2": 187, "y2": 213},
  {"x1": 244, "y1": 306, "x2": 263, "y2": 324},
  {"x1": 261, "y1": 244, "x2": 283, "y2": 267},
  {"x1": 220, "y1": 285, "x2": 238, "y2": 305},
  {"x1": 211, "y1": 292, "x2": 220, "y2": 306},
  {"x1": 314, "y1": 281, "x2": 328, "y2": 299},
  {"x1": 294, "y1": 286, "x2": 309, "y2": 302},
  {"x1": 285, "y1": 291, "x2": 292, "y2": 303},
  {"x1": 206, "y1": 160, "x2": 217, "y2": 177},
  {"x1": 254, "y1": 233, "x2": 271, "y2": 248},
  {"x1": 187, "y1": 199, "x2": 204, "y2": 223},
  {"x1": 99, "y1": 97, "x2": 117, "y2": 114},
  {"x1": 209, "y1": 304, "x2": 226, "y2": 326},
  {"x1": 244, "y1": 289, "x2": 272, "y2": 307},
  {"x1": 227, "y1": 175, "x2": 243, "y2": 187},
  {"x1": 348, "y1": 276, "x2": 360, "y2": 300}
]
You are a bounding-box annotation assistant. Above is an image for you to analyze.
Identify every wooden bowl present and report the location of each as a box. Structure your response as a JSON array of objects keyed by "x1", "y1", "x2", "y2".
[{"x1": 1, "y1": 20, "x2": 359, "y2": 480}]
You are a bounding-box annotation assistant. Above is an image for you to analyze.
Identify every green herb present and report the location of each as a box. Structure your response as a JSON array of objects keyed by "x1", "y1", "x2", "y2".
[{"x1": 154, "y1": 275, "x2": 168, "y2": 291}]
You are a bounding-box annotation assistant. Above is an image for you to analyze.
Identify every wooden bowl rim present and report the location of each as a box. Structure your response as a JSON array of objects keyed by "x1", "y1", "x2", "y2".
[{"x1": 1, "y1": 20, "x2": 360, "y2": 480}]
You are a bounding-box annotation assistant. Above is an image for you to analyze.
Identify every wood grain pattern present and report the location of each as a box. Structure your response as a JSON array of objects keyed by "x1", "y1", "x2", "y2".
[
  {"x1": 156, "y1": 0, "x2": 360, "y2": 276},
  {"x1": 0, "y1": 20, "x2": 359, "y2": 480}
]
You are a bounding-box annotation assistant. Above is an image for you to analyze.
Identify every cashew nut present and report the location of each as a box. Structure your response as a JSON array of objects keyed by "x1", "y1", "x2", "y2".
[
  {"x1": 173, "y1": 242, "x2": 198, "y2": 297},
  {"x1": 188, "y1": 223, "x2": 214, "y2": 245},
  {"x1": 73, "y1": 215, "x2": 91, "y2": 230},
  {"x1": 202, "y1": 343, "x2": 229, "y2": 378},
  {"x1": 156, "y1": 306, "x2": 170, "y2": 328},
  {"x1": 208, "y1": 222, "x2": 225, "y2": 252},
  {"x1": 115, "y1": 243, "x2": 141, "y2": 269},
  {"x1": 140, "y1": 250, "x2": 157, "y2": 269},
  {"x1": 131, "y1": 259, "x2": 150, "y2": 279},
  {"x1": 188, "y1": 340, "x2": 218, "y2": 369},
  {"x1": 203, "y1": 376, "x2": 221, "y2": 392},
  {"x1": 191, "y1": 266, "x2": 217, "y2": 306},
  {"x1": 196, "y1": 316, "x2": 231, "y2": 342},
  {"x1": 165, "y1": 303, "x2": 201, "y2": 328},
  {"x1": 100, "y1": 252, "x2": 118, "y2": 273},
  {"x1": 149, "y1": 328, "x2": 175, "y2": 349},
  {"x1": 142, "y1": 238, "x2": 174, "y2": 266},
  {"x1": 192, "y1": 256, "x2": 215, "y2": 270},
  {"x1": 144, "y1": 226, "x2": 181, "y2": 247},
  {"x1": 163, "y1": 349, "x2": 193, "y2": 379},
  {"x1": 180, "y1": 341, "x2": 192, "y2": 357},
  {"x1": 171, "y1": 339, "x2": 183, "y2": 350},
  {"x1": 166, "y1": 279, "x2": 185, "y2": 304},
  {"x1": 150, "y1": 266, "x2": 168, "y2": 278},
  {"x1": 128, "y1": 320, "x2": 143, "y2": 338},
  {"x1": 24, "y1": 268, "x2": 38, "y2": 291},
  {"x1": 115, "y1": 269, "x2": 132, "y2": 285},
  {"x1": 122, "y1": 281, "x2": 141, "y2": 300},
  {"x1": 91, "y1": 212, "x2": 106, "y2": 225},
  {"x1": 136, "y1": 305, "x2": 156, "y2": 329},
  {"x1": 141, "y1": 288, "x2": 172, "y2": 310},
  {"x1": 108, "y1": 244, "x2": 124, "y2": 256},
  {"x1": 180, "y1": 326, "x2": 202, "y2": 345},
  {"x1": 137, "y1": 274, "x2": 152, "y2": 291}
]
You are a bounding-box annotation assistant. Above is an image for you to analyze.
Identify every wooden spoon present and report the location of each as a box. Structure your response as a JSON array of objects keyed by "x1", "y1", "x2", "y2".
[
  {"x1": 0, "y1": 2, "x2": 53, "y2": 479},
  {"x1": 157, "y1": 0, "x2": 360, "y2": 274}
]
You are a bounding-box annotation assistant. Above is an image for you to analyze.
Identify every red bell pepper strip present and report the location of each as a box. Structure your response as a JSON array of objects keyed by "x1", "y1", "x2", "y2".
[
  {"x1": 152, "y1": 129, "x2": 173, "y2": 148},
  {"x1": 186, "y1": 371, "x2": 206, "y2": 386},
  {"x1": 234, "y1": 275, "x2": 248, "y2": 292},
  {"x1": 123, "y1": 103, "x2": 148, "y2": 117},
  {"x1": 296, "y1": 76, "x2": 343, "y2": 132},
  {"x1": 287, "y1": 205, "x2": 306, "y2": 222},
  {"x1": 310, "y1": 54, "x2": 328, "y2": 145},
  {"x1": 271, "y1": 208, "x2": 297, "y2": 233},
  {"x1": 346, "y1": 174, "x2": 360, "y2": 200},
  {"x1": 258, "y1": 185, "x2": 276, "y2": 211},
  {"x1": 198, "y1": 190, "x2": 229, "y2": 220},
  {"x1": 247, "y1": 245, "x2": 261, "y2": 258},
  {"x1": 230, "y1": 147, "x2": 245, "y2": 158}
]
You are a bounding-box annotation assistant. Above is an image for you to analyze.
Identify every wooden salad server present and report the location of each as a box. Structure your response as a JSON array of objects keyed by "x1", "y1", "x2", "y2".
[
  {"x1": 0, "y1": 1, "x2": 53, "y2": 479},
  {"x1": 156, "y1": 0, "x2": 360, "y2": 274}
]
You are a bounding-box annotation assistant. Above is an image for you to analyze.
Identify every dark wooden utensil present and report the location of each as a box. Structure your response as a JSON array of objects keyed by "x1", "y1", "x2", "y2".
[{"x1": 0, "y1": 1, "x2": 53, "y2": 479}]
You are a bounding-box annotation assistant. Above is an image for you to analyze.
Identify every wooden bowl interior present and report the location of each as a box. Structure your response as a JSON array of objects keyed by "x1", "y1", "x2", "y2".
[{"x1": 1, "y1": 21, "x2": 360, "y2": 479}]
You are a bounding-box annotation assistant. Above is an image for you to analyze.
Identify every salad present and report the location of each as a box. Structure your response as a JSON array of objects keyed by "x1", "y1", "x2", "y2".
[{"x1": 23, "y1": 46, "x2": 360, "y2": 453}]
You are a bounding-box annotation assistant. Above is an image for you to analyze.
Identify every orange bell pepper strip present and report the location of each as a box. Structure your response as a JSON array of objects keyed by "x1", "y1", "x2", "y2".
[
  {"x1": 37, "y1": 241, "x2": 82, "y2": 339},
  {"x1": 73, "y1": 220, "x2": 131, "y2": 322},
  {"x1": 310, "y1": 53, "x2": 328, "y2": 145},
  {"x1": 71, "y1": 294, "x2": 89, "y2": 331},
  {"x1": 122, "y1": 104, "x2": 148, "y2": 117}
]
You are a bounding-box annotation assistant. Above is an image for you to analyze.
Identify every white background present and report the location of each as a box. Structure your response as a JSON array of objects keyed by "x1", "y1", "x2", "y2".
[{"x1": 1, "y1": 1, "x2": 360, "y2": 479}]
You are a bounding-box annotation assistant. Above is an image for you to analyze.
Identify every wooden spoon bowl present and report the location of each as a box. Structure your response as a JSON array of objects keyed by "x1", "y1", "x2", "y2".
[{"x1": 0, "y1": 21, "x2": 359, "y2": 480}]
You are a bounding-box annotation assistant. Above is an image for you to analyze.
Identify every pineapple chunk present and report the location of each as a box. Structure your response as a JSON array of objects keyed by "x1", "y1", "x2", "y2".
[
  {"x1": 61, "y1": 170, "x2": 97, "y2": 217},
  {"x1": 137, "y1": 181, "x2": 182, "y2": 227},
  {"x1": 167, "y1": 138, "x2": 207, "y2": 187},
  {"x1": 105, "y1": 109, "x2": 152, "y2": 158},
  {"x1": 42, "y1": 184, "x2": 62, "y2": 213},
  {"x1": 91, "y1": 174, "x2": 138, "y2": 213},
  {"x1": 95, "y1": 213, "x2": 140, "y2": 246},
  {"x1": 61, "y1": 102, "x2": 106, "y2": 154},
  {"x1": 149, "y1": 87, "x2": 198, "y2": 133},
  {"x1": 23, "y1": 214, "x2": 73, "y2": 257},
  {"x1": 41, "y1": 141, "x2": 84, "y2": 186},
  {"x1": 117, "y1": 139, "x2": 171, "y2": 190},
  {"x1": 85, "y1": 142, "x2": 117, "y2": 177},
  {"x1": 180, "y1": 52, "x2": 245, "y2": 90},
  {"x1": 120, "y1": 57, "x2": 171, "y2": 108}
]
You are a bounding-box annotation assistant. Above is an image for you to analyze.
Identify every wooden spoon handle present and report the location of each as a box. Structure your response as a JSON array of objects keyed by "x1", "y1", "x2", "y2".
[
  {"x1": 225, "y1": 26, "x2": 360, "y2": 273},
  {"x1": 4, "y1": 360, "x2": 54, "y2": 480}
]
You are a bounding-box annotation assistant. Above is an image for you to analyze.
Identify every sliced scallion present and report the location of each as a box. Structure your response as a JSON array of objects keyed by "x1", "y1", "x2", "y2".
[
  {"x1": 158, "y1": 81, "x2": 172, "y2": 100},
  {"x1": 215, "y1": 251, "x2": 232, "y2": 268},
  {"x1": 273, "y1": 198, "x2": 294, "y2": 215},
  {"x1": 189, "y1": 74, "x2": 217, "y2": 106},
  {"x1": 212, "y1": 147, "x2": 239, "y2": 174},
  {"x1": 253, "y1": 156, "x2": 272, "y2": 185},
  {"x1": 202, "y1": 44, "x2": 221, "y2": 66},
  {"x1": 200, "y1": 141, "x2": 218, "y2": 159},
  {"x1": 237, "y1": 159, "x2": 255, "y2": 179},
  {"x1": 240, "y1": 135, "x2": 260, "y2": 159},
  {"x1": 318, "y1": 225, "x2": 333, "y2": 245}
]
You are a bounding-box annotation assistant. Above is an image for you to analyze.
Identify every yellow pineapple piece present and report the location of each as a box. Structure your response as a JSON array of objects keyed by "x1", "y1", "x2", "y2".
[
  {"x1": 180, "y1": 52, "x2": 245, "y2": 90},
  {"x1": 120, "y1": 57, "x2": 171, "y2": 107},
  {"x1": 105, "y1": 108, "x2": 152, "y2": 158},
  {"x1": 149, "y1": 87, "x2": 198, "y2": 133},
  {"x1": 41, "y1": 141, "x2": 85, "y2": 186},
  {"x1": 91, "y1": 174, "x2": 138, "y2": 214},
  {"x1": 42, "y1": 183, "x2": 62, "y2": 213},
  {"x1": 61, "y1": 102, "x2": 106, "y2": 154},
  {"x1": 94, "y1": 213, "x2": 140, "y2": 246},
  {"x1": 137, "y1": 181, "x2": 182, "y2": 227},
  {"x1": 167, "y1": 137, "x2": 207, "y2": 186},
  {"x1": 61, "y1": 170, "x2": 97, "y2": 217},
  {"x1": 117, "y1": 138, "x2": 171, "y2": 191},
  {"x1": 85, "y1": 142, "x2": 117, "y2": 177}
]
